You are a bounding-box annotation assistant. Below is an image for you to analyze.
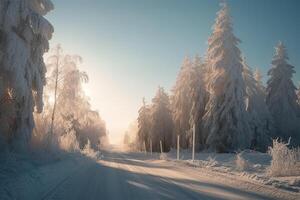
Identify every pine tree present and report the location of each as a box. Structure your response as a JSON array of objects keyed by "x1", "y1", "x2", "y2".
[
  {"x1": 203, "y1": 3, "x2": 251, "y2": 152},
  {"x1": 171, "y1": 56, "x2": 194, "y2": 149},
  {"x1": 253, "y1": 69, "x2": 274, "y2": 130},
  {"x1": 190, "y1": 55, "x2": 208, "y2": 150},
  {"x1": 242, "y1": 58, "x2": 272, "y2": 151},
  {"x1": 254, "y1": 69, "x2": 263, "y2": 87},
  {"x1": 137, "y1": 98, "x2": 151, "y2": 151},
  {"x1": 266, "y1": 42, "x2": 299, "y2": 143},
  {"x1": 151, "y1": 87, "x2": 173, "y2": 152}
]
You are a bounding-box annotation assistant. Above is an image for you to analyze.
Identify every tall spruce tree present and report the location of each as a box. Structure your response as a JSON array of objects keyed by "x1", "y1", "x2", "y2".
[
  {"x1": 171, "y1": 57, "x2": 194, "y2": 149},
  {"x1": 266, "y1": 42, "x2": 299, "y2": 144},
  {"x1": 190, "y1": 55, "x2": 208, "y2": 150},
  {"x1": 151, "y1": 87, "x2": 173, "y2": 152},
  {"x1": 137, "y1": 98, "x2": 151, "y2": 151},
  {"x1": 203, "y1": 3, "x2": 251, "y2": 152},
  {"x1": 242, "y1": 58, "x2": 272, "y2": 151}
]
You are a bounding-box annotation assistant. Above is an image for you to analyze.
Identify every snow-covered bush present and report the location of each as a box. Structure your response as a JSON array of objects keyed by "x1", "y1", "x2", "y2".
[
  {"x1": 59, "y1": 130, "x2": 79, "y2": 152},
  {"x1": 160, "y1": 153, "x2": 168, "y2": 160},
  {"x1": 185, "y1": 156, "x2": 218, "y2": 168},
  {"x1": 206, "y1": 156, "x2": 218, "y2": 167},
  {"x1": 235, "y1": 152, "x2": 250, "y2": 171},
  {"x1": 81, "y1": 140, "x2": 101, "y2": 160},
  {"x1": 267, "y1": 139, "x2": 300, "y2": 176}
]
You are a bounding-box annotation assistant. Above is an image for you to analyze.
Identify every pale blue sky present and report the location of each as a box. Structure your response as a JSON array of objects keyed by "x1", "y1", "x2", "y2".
[{"x1": 46, "y1": 0, "x2": 300, "y2": 143}]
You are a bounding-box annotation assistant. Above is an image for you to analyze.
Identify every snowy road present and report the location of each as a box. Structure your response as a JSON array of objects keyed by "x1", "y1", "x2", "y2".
[{"x1": 37, "y1": 148, "x2": 298, "y2": 200}]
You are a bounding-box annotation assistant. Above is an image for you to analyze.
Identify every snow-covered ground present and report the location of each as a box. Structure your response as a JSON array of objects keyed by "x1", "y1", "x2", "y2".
[
  {"x1": 164, "y1": 149, "x2": 300, "y2": 194},
  {"x1": 0, "y1": 147, "x2": 299, "y2": 200},
  {"x1": 0, "y1": 150, "x2": 91, "y2": 200}
]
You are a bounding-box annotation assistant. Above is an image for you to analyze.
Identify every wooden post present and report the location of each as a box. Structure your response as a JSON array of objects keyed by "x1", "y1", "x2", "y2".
[
  {"x1": 160, "y1": 140, "x2": 163, "y2": 154},
  {"x1": 143, "y1": 141, "x2": 147, "y2": 155},
  {"x1": 150, "y1": 139, "x2": 152, "y2": 155},
  {"x1": 177, "y1": 135, "x2": 180, "y2": 160},
  {"x1": 192, "y1": 124, "x2": 195, "y2": 162}
]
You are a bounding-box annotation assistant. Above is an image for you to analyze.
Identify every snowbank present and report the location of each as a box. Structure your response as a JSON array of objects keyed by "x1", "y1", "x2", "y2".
[
  {"x1": 164, "y1": 149, "x2": 300, "y2": 193},
  {"x1": 0, "y1": 148, "x2": 101, "y2": 199}
]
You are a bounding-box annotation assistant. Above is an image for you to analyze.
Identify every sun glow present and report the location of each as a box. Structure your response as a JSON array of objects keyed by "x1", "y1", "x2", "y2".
[
  {"x1": 80, "y1": 65, "x2": 138, "y2": 145},
  {"x1": 48, "y1": 93, "x2": 55, "y2": 105}
]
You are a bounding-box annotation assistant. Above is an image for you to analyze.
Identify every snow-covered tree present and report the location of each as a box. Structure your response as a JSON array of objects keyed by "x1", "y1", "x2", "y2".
[
  {"x1": 189, "y1": 55, "x2": 208, "y2": 150},
  {"x1": 137, "y1": 98, "x2": 151, "y2": 151},
  {"x1": 34, "y1": 45, "x2": 107, "y2": 151},
  {"x1": 150, "y1": 87, "x2": 173, "y2": 152},
  {"x1": 171, "y1": 56, "x2": 194, "y2": 149},
  {"x1": 0, "y1": 0, "x2": 54, "y2": 149},
  {"x1": 123, "y1": 132, "x2": 130, "y2": 146},
  {"x1": 242, "y1": 58, "x2": 273, "y2": 151},
  {"x1": 54, "y1": 53, "x2": 106, "y2": 150},
  {"x1": 254, "y1": 69, "x2": 263, "y2": 87},
  {"x1": 253, "y1": 68, "x2": 270, "y2": 114},
  {"x1": 253, "y1": 68, "x2": 273, "y2": 122},
  {"x1": 203, "y1": 3, "x2": 251, "y2": 152},
  {"x1": 266, "y1": 42, "x2": 300, "y2": 144},
  {"x1": 45, "y1": 47, "x2": 86, "y2": 141},
  {"x1": 45, "y1": 44, "x2": 63, "y2": 137},
  {"x1": 123, "y1": 120, "x2": 138, "y2": 150}
]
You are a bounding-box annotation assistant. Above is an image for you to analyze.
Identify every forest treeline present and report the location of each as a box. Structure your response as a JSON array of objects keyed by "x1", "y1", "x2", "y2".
[
  {"x1": 0, "y1": 1, "x2": 299, "y2": 154},
  {"x1": 132, "y1": 3, "x2": 300, "y2": 153},
  {"x1": 0, "y1": 0, "x2": 107, "y2": 152}
]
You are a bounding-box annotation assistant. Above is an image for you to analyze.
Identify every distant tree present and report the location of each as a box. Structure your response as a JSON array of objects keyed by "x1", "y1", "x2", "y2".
[
  {"x1": 150, "y1": 87, "x2": 173, "y2": 152},
  {"x1": 266, "y1": 42, "x2": 300, "y2": 144},
  {"x1": 171, "y1": 56, "x2": 194, "y2": 149},
  {"x1": 242, "y1": 58, "x2": 273, "y2": 151},
  {"x1": 123, "y1": 131, "x2": 130, "y2": 145},
  {"x1": 137, "y1": 98, "x2": 151, "y2": 151},
  {"x1": 203, "y1": 3, "x2": 251, "y2": 152},
  {"x1": 189, "y1": 55, "x2": 208, "y2": 150},
  {"x1": 123, "y1": 121, "x2": 138, "y2": 150},
  {"x1": 253, "y1": 69, "x2": 263, "y2": 87}
]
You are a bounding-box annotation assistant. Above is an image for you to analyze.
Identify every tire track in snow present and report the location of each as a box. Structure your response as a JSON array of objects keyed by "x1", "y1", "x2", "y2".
[
  {"x1": 39, "y1": 159, "x2": 93, "y2": 200},
  {"x1": 117, "y1": 153, "x2": 286, "y2": 200},
  {"x1": 118, "y1": 153, "x2": 200, "y2": 200}
]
